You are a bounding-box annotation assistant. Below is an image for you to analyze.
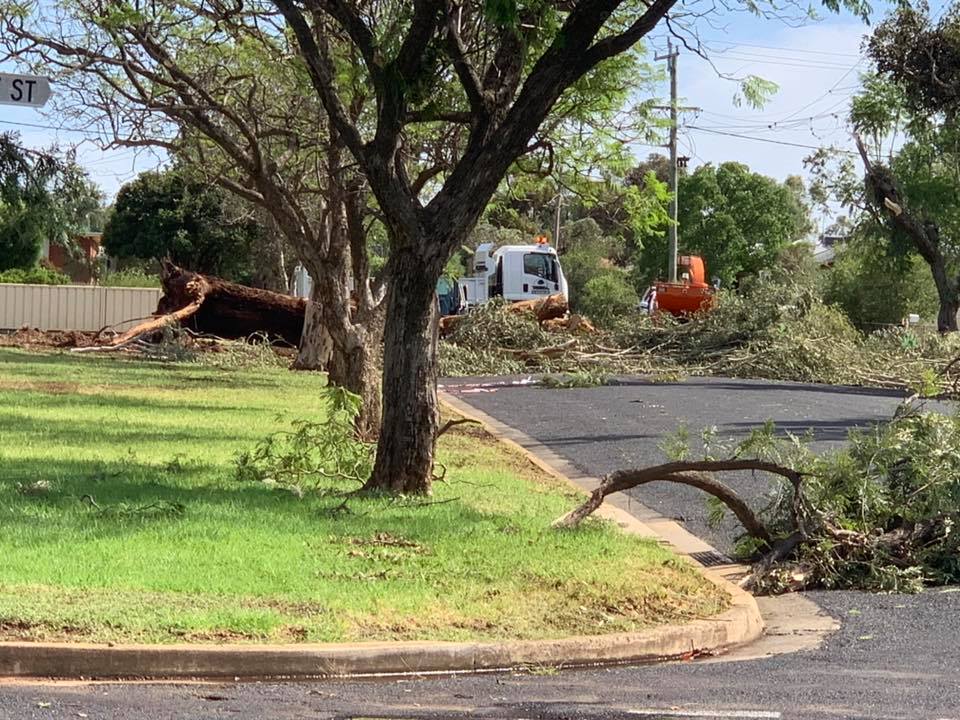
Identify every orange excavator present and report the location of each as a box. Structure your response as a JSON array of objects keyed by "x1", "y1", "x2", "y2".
[{"x1": 641, "y1": 255, "x2": 714, "y2": 317}]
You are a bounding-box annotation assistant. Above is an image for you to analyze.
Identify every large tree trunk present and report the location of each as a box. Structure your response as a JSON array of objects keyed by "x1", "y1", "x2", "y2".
[
  {"x1": 292, "y1": 284, "x2": 333, "y2": 370},
  {"x1": 328, "y1": 313, "x2": 383, "y2": 439},
  {"x1": 931, "y1": 260, "x2": 960, "y2": 332},
  {"x1": 364, "y1": 250, "x2": 439, "y2": 494},
  {"x1": 937, "y1": 298, "x2": 960, "y2": 333}
]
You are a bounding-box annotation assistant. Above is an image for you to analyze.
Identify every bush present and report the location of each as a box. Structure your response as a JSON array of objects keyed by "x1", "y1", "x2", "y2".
[
  {"x1": 824, "y1": 236, "x2": 940, "y2": 330},
  {"x1": 579, "y1": 271, "x2": 639, "y2": 327},
  {"x1": 0, "y1": 266, "x2": 71, "y2": 285},
  {"x1": 100, "y1": 268, "x2": 161, "y2": 288}
]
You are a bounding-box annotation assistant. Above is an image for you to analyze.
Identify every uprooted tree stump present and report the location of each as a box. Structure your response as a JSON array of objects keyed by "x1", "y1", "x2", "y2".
[{"x1": 95, "y1": 261, "x2": 307, "y2": 349}]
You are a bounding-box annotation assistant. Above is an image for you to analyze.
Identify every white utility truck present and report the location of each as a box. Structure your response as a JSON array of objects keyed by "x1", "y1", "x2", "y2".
[{"x1": 456, "y1": 239, "x2": 568, "y2": 310}]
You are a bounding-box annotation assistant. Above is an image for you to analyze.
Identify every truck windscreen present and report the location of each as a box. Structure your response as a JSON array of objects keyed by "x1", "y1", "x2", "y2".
[{"x1": 523, "y1": 253, "x2": 557, "y2": 282}]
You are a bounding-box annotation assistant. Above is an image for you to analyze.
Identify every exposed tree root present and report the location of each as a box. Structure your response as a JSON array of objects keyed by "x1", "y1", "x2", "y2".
[{"x1": 80, "y1": 261, "x2": 308, "y2": 351}]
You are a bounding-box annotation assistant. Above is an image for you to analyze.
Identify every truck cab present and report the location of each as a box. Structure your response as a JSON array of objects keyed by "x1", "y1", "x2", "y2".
[{"x1": 458, "y1": 241, "x2": 569, "y2": 309}]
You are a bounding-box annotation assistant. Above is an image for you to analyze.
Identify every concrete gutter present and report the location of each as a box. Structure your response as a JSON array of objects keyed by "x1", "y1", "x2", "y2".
[
  {"x1": 0, "y1": 595, "x2": 761, "y2": 679},
  {"x1": 0, "y1": 393, "x2": 764, "y2": 681}
]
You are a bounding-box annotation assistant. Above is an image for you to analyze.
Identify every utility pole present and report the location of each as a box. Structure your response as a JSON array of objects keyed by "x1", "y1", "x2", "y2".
[
  {"x1": 553, "y1": 191, "x2": 563, "y2": 252},
  {"x1": 655, "y1": 40, "x2": 680, "y2": 282}
]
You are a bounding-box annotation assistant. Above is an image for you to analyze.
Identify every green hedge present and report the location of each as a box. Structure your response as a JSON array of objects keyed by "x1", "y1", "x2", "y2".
[{"x1": 0, "y1": 267, "x2": 71, "y2": 285}]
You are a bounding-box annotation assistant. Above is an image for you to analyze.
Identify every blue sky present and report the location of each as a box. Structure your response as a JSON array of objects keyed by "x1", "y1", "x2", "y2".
[{"x1": 0, "y1": 1, "x2": 948, "y2": 211}]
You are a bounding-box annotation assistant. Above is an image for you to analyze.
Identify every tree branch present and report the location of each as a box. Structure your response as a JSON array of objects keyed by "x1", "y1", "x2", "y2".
[
  {"x1": 580, "y1": 0, "x2": 680, "y2": 70},
  {"x1": 554, "y1": 458, "x2": 798, "y2": 545},
  {"x1": 442, "y1": 0, "x2": 487, "y2": 116},
  {"x1": 272, "y1": 0, "x2": 368, "y2": 163}
]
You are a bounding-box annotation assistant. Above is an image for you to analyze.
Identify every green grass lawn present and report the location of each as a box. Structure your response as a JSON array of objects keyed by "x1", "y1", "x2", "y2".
[{"x1": 0, "y1": 348, "x2": 727, "y2": 644}]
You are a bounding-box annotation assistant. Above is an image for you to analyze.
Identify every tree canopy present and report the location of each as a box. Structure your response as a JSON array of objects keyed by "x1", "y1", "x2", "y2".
[
  {"x1": 0, "y1": 133, "x2": 102, "y2": 272},
  {"x1": 634, "y1": 161, "x2": 813, "y2": 288},
  {"x1": 103, "y1": 170, "x2": 261, "y2": 280}
]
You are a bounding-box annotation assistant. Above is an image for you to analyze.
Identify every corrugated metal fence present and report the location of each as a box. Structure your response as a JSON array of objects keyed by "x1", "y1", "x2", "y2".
[{"x1": 0, "y1": 284, "x2": 162, "y2": 332}]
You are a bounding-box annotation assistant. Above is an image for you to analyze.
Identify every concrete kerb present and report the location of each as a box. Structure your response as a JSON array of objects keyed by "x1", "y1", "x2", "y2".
[{"x1": 0, "y1": 394, "x2": 763, "y2": 682}]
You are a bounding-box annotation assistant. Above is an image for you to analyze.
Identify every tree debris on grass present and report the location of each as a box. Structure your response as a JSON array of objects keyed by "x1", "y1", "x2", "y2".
[
  {"x1": 556, "y1": 406, "x2": 960, "y2": 594},
  {"x1": 234, "y1": 387, "x2": 374, "y2": 497}
]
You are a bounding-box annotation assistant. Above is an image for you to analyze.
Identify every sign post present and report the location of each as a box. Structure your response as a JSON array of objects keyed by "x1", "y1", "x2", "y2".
[{"x1": 0, "y1": 73, "x2": 51, "y2": 108}]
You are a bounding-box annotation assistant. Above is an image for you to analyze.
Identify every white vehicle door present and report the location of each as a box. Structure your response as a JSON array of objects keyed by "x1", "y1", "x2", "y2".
[{"x1": 518, "y1": 251, "x2": 561, "y2": 300}]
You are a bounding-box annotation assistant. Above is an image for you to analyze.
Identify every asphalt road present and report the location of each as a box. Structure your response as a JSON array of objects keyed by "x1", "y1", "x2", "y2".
[
  {"x1": 443, "y1": 375, "x2": 943, "y2": 553},
  {"x1": 2, "y1": 376, "x2": 957, "y2": 720}
]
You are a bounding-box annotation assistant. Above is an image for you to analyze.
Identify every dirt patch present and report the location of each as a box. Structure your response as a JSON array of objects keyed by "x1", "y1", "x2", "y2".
[
  {"x1": 279, "y1": 625, "x2": 309, "y2": 641},
  {"x1": 0, "y1": 618, "x2": 91, "y2": 641},
  {"x1": 0, "y1": 379, "x2": 83, "y2": 394},
  {"x1": 242, "y1": 598, "x2": 328, "y2": 618},
  {"x1": 176, "y1": 628, "x2": 260, "y2": 642},
  {"x1": 0, "y1": 328, "x2": 96, "y2": 349}
]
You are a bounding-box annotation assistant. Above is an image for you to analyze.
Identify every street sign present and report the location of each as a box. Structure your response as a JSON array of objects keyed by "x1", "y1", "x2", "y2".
[{"x1": 0, "y1": 73, "x2": 51, "y2": 108}]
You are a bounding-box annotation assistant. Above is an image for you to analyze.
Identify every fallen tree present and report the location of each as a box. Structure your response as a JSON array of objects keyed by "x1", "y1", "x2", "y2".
[
  {"x1": 555, "y1": 409, "x2": 960, "y2": 594},
  {"x1": 99, "y1": 261, "x2": 307, "y2": 349}
]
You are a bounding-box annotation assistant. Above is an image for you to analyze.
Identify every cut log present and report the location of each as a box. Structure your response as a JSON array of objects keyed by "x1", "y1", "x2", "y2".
[
  {"x1": 97, "y1": 261, "x2": 307, "y2": 347},
  {"x1": 542, "y1": 314, "x2": 596, "y2": 334},
  {"x1": 438, "y1": 314, "x2": 463, "y2": 338},
  {"x1": 509, "y1": 293, "x2": 568, "y2": 322},
  {"x1": 439, "y1": 293, "x2": 570, "y2": 338}
]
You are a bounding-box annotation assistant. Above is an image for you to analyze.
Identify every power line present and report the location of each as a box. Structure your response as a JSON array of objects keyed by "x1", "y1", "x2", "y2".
[
  {"x1": 0, "y1": 118, "x2": 107, "y2": 137},
  {"x1": 697, "y1": 107, "x2": 849, "y2": 131},
  {"x1": 709, "y1": 50, "x2": 856, "y2": 71},
  {"x1": 779, "y1": 58, "x2": 865, "y2": 122},
  {"x1": 685, "y1": 125, "x2": 855, "y2": 154},
  {"x1": 701, "y1": 38, "x2": 861, "y2": 58}
]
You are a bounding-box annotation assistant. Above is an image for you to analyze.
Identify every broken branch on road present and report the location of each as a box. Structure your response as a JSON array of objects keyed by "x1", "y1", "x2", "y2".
[{"x1": 554, "y1": 408, "x2": 960, "y2": 595}]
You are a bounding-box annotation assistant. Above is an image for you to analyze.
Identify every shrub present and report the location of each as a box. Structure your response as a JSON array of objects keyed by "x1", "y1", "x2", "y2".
[
  {"x1": 579, "y1": 271, "x2": 639, "y2": 327},
  {"x1": 100, "y1": 268, "x2": 161, "y2": 288},
  {"x1": 0, "y1": 266, "x2": 71, "y2": 285}
]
